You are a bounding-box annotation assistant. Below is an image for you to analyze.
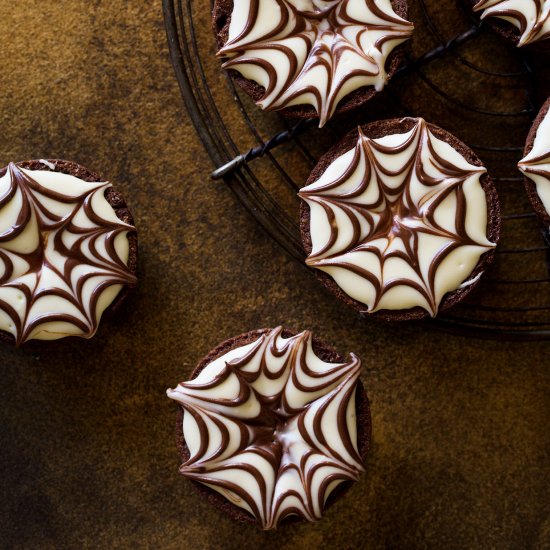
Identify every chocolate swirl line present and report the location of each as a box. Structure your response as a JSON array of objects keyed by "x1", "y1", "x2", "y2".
[
  {"x1": 166, "y1": 327, "x2": 364, "y2": 530},
  {"x1": 299, "y1": 118, "x2": 497, "y2": 317},
  {"x1": 473, "y1": 0, "x2": 550, "y2": 46},
  {"x1": 0, "y1": 163, "x2": 136, "y2": 344},
  {"x1": 218, "y1": 0, "x2": 414, "y2": 127},
  {"x1": 519, "y1": 102, "x2": 550, "y2": 218}
]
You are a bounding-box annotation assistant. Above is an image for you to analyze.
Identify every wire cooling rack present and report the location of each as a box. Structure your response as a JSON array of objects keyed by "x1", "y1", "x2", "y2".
[{"x1": 163, "y1": 0, "x2": 550, "y2": 340}]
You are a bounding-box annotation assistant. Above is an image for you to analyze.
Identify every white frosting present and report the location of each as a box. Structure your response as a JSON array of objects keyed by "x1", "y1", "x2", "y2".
[
  {"x1": 220, "y1": 0, "x2": 414, "y2": 126},
  {"x1": 0, "y1": 164, "x2": 135, "y2": 343},
  {"x1": 299, "y1": 119, "x2": 497, "y2": 317},
  {"x1": 474, "y1": 0, "x2": 550, "y2": 46},
  {"x1": 166, "y1": 328, "x2": 364, "y2": 529},
  {"x1": 519, "y1": 104, "x2": 550, "y2": 218}
]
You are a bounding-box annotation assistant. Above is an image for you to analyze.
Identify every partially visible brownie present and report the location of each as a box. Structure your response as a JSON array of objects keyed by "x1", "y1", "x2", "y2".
[
  {"x1": 212, "y1": 0, "x2": 414, "y2": 126},
  {"x1": 469, "y1": 0, "x2": 550, "y2": 54},
  {"x1": 0, "y1": 159, "x2": 137, "y2": 345},
  {"x1": 519, "y1": 98, "x2": 550, "y2": 228}
]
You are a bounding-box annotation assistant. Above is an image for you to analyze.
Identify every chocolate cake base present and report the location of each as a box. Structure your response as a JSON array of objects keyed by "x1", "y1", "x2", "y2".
[
  {"x1": 0, "y1": 159, "x2": 138, "y2": 346},
  {"x1": 523, "y1": 98, "x2": 550, "y2": 229},
  {"x1": 299, "y1": 117, "x2": 502, "y2": 321},
  {"x1": 174, "y1": 327, "x2": 371, "y2": 528},
  {"x1": 211, "y1": 0, "x2": 410, "y2": 123}
]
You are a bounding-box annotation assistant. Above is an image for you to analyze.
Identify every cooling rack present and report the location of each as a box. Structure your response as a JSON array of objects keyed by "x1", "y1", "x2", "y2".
[{"x1": 163, "y1": 0, "x2": 550, "y2": 340}]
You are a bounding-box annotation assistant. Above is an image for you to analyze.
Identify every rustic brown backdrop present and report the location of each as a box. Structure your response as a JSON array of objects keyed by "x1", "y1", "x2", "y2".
[{"x1": 0, "y1": 1, "x2": 549, "y2": 549}]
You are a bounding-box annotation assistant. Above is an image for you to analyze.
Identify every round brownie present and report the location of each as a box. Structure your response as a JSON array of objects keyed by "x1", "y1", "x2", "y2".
[
  {"x1": 519, "y1": 98, "x2": 550, "y2": 228},
  {"x1": 212, "y1": 0, "x2": 412, "y2": 125},
  {"x1": 0, "y1": 159, "x2": 138, "y2": 346},
  {"x1": 169, "y1": 327, "x2": 371, "y2": 529},
  {"x1": 299, "y1": 117, "x2": 501, "y2": 321}
]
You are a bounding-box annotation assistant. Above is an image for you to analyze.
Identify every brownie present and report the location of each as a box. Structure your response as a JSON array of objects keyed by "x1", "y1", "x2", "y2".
[
  {"x1": 173, "y1": 327, "x2": 371, "y2": 527},
  {"x1": 522, "y1": 98, "x2": 550, "y2": 228},
  {"x1": 299, "y1": 117, "x2": 502, "y2": 321},
  {"x1": 468, "y1": 0, "x2": 550, "y2": 55},
  {"x1": 212, "y1": 0, "x2": 411, "y2": 123},
  {"x1": 0, "y1": 159, "x2": 138, "y2": 346}
]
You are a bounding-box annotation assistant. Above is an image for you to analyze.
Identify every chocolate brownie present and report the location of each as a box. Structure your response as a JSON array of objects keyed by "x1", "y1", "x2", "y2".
[
  {"x1": 468, "y1": 0, "x2": 550, "y2": 54},
  {"x1": 0, "y1": 159, "x2": 137, "y2": 345},
  {"x1": 519, "y1": 98, "x2": 550, "y2": 228},
  {"x1": 212, "y1": 0, "x2": 413, "y2": 126},
  {"x1": 299, "y1": 117, "x2": 501, "y2": 321},
  {"x1": 168, "y1": 327, "x2": 371, "y2": 529}
]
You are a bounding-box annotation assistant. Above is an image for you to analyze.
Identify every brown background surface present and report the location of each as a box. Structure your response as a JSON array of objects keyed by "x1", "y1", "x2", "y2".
[{"x1": 0, "y1": 1, "x2": 549, "y2": 549}]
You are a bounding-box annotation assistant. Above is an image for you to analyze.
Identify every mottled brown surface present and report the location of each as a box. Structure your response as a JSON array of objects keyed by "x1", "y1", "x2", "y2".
[{"x1": 0, "y1": 2, "x2": 549, "y2": 550}]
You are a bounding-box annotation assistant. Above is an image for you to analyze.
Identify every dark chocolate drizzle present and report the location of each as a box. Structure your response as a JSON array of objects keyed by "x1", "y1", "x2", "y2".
[
  {"x1": 167, "y1": 327, "x2": 364, "y2": 530},
  {"x1": 218, "y1": 0, "x2": 414, "y2": 126},
  {"x1": 0, "y1": 163, "x2": 136, "y2": 344},
  {"x1": 299, "y1": 119, "x2": 496, "y2": 316}
]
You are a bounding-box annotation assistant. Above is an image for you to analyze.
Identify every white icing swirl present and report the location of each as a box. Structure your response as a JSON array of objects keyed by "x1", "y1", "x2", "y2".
[
  {"x1": 299, "y1": 118, "x2": 497, "y2": 317},
  {"x1": 473, "y1": 0, "x2": 550, "y2": 46},
  {"x1": 219, "y1": 0, "x2": 414, "y2": 126},
  {"x1": 0, "y1": 163, "x2": 136, "y2": 344},
  {"x1": 519, "y1": 102, "x2": 550, "y2": 219},
  {"x1": 166, "y1": 327, "x2": 365, "y2": 530}
]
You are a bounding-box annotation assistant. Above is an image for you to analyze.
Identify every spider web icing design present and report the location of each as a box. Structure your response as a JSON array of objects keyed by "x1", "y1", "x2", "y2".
[
  {"x1": 299, "y1": 119, "x2": 497, "y2": 316},
  {"x1": 167, "y1": 327, "x2": 365, "y2": 529},
  {"x1": 0, "y1": 163, "x2": 136, "y2": 344},
  {"x1": 218, "y1": 0, "x2": 414, "y2": 126}
]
